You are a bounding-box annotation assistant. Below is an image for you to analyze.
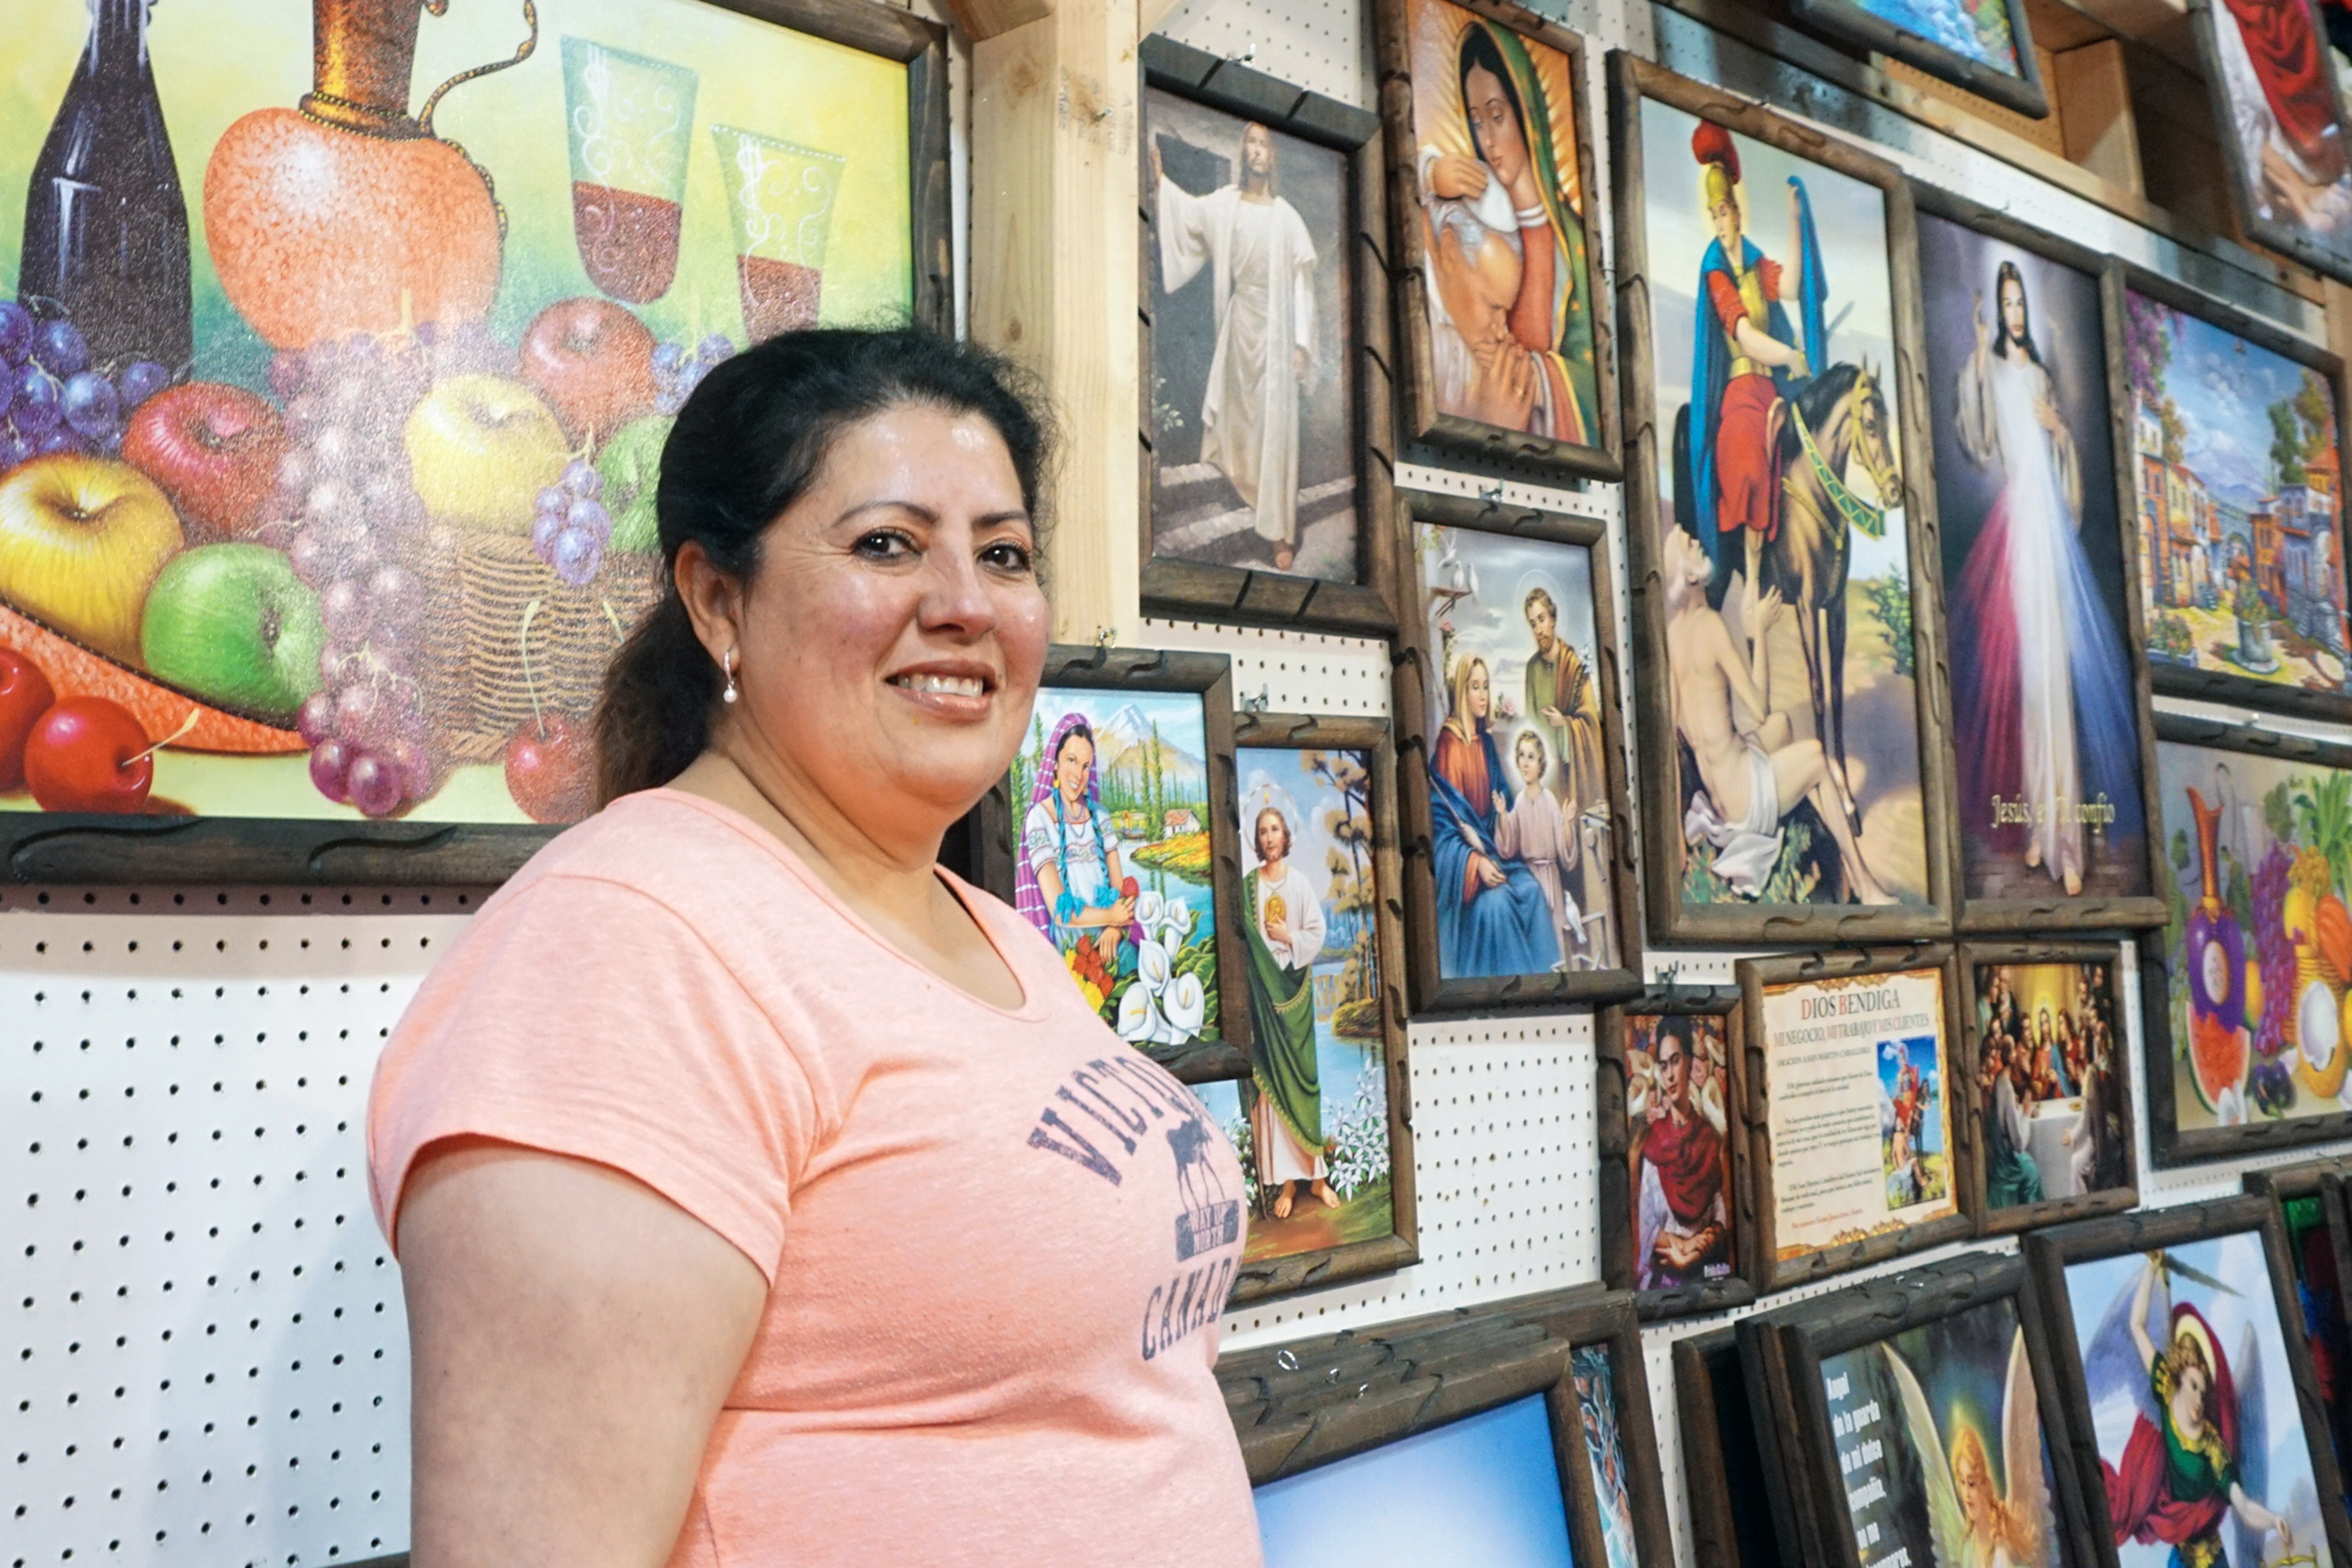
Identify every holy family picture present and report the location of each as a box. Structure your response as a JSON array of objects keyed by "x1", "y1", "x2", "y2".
[
  {"x1": 1971, "y1": 957, "x2": 2131, "y2": 1223},
  {"x1": 1627, "y1": 85, "x2": 1942, "y2": 933},
  {"x1": 1619, "y1": 1011, "x2": 1738, "y2": 1295}
]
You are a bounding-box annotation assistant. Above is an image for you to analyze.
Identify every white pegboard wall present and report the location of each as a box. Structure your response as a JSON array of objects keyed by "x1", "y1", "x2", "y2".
[
  {"x1": 1139, "y1": 617, "x2": 1393, "y2": 716},
  {"x1": 1152, "y1": 0, "x2": 1373, "y2": 111}
]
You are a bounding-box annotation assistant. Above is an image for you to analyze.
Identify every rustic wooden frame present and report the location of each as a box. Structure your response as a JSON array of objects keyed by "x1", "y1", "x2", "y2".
[
  {"x1": 1220, "y1": 711, "x2": 1418, "y2": 1301},
  {"x1": 1597, "y1": 986, "x2": 1761, "y2": 1319},
  {"x1": 2105, "y1": 260, "x2": 2352, "y2": 724},
  {"x1": 1390, "y1": 488, "x2": 1644, "y2": 1010},
  {"x1": 982, "y1": 644, "x2": 1250, "y2": 1084},
  {"x1": 2245, "y1": 1158, "x2": 2352, "y2": 1451},
  {"x1": 1739, "y1": 946, "x2": 1977, "y2": 1288},
  {"x1": 2187, "y1": 0, "x2": 2352, "y2": 288},
  {"x1": 2022, "y1": 1195, "x2": 2352, "y2": 1568},
  {"x1": 1748, "y1": 1251, "x2": 2097, "y2": 1568},
  {"x1": 1908, "y1": 182, "x2": 2168, "y2": 934},
  {"x1": 1672, "y1": 1325, "x2": 1790, "y2": 1568},
  {"x1": 1218, "y1": 1288, "x2": 1673, "y2": 1568},
  {"x1": 1135, "y1": 36, "x2": 1399, "y2": 635},
  {"x1": 1370, "y1": 0, "x2": 1621, "y2": 479},
  {"x1": 0, "y1": 0, "x2": 953, "y2": 889},
  {"x1": 1788, "y1": 0, "x2": 2049, "y2": 119},
  {"x1": 1955, "y1": 939, "x2": 2139, "y2": 1236},
  {"x1": 1609, "y1": 51, "x2": 1958, "y2": 946},
  {"x1": 2141, "y1": 711, "x2": 2352, "y2": 1165}
]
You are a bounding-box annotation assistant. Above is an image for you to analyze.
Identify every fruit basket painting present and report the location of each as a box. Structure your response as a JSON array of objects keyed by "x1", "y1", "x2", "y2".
[{"x1": 0, "y1": 0, "x2": 947, "y2": 882}]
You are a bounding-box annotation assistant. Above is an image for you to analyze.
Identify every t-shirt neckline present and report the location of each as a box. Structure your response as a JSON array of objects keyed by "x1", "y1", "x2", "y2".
[{"x1": 637, "y1": 786, "x2": 1051, "y2": 1022}]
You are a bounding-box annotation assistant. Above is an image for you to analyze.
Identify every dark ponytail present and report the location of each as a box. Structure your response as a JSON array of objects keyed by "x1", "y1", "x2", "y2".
[{"x1": 595, "y1": 325, "x2": 1053, "y2": 806}]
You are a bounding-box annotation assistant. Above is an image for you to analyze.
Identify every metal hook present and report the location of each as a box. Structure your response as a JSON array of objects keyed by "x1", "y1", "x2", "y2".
[
  {"x1": 1242, "y1": 685, "x2": 1271, "y2": 714},
  {"x1": 1653, "y1": 958, "x2": 1682, "y2": 988},
  {"x1": 1478, "y1": 483, "x2": 1505, "y2": 503},
  {"x1": 1275, "y1": 1349, "x2": 1299, "y2": 1371}
]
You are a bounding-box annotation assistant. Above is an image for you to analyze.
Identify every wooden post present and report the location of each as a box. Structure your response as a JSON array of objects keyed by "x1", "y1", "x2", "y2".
[
  {"x1": 2052, "y1": 40, "x2": 2142, "y2": 194},
  {"x1": 970, "y1": 4, "x2": 1143, "y2": 646}
]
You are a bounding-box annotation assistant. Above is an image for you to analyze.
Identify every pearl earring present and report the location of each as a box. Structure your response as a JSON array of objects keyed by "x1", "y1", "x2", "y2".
[{"x1": 722, "y1": 647, "x2": 739, "y2": 705}]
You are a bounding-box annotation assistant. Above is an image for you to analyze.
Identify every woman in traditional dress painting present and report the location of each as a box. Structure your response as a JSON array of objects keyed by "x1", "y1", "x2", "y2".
[
  {"x1": 1951, "y1": 260, "x2": 2141, "y2": 897},
  {"x1": 1428, "y1": 656, "x2": 1562, "y2": 976},
  {"x1": 1015, "y1": 717, "x2": 1136, "y2": 969},
  {"x1": 1418, "y1": 13, "x2": 1597, "y2": 442},
  {"x1": 1240, "y1": 800, "x2": 1334, "y2": 1220}
]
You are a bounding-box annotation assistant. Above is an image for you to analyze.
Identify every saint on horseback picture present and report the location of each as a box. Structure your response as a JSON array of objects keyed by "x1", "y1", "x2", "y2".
[{"x1": 1636, "y1": 102, "x2": 1933, "y2": 915}]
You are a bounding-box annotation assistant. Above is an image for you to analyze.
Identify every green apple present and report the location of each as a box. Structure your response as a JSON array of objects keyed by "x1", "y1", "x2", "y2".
[
  {"x1": 598, "y1": 414, "x2": 671, "y2": 553},
  {"x1": 0, "y1": 452, "x2": 185, "y2": 665},
  {"x1": 140, "y1": 544, "x2": 323, "y2": 720},
  {"x1": 404, "y1": 374, "x2": 569, "y2": 532}
]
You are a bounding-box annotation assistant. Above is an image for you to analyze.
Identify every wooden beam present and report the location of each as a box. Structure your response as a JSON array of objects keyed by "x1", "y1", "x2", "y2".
[
  {"x1": 937, "y1": 0, "x2": 1054, "y2": 46},
  {"x1": 970, "y1": 5, "x2": 1142, "y2": 644},
  {"x1": 2052, "y1": 39, "x2": 2141, "y2": 192}
]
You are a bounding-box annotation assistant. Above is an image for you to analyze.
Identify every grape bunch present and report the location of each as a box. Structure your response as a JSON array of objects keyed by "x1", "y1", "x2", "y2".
[
  {"x1": 532, "y1": 460, "x2": 612, "y2": 587},
  {"x1": 0, "y1": 300, "x2": 171, "y2": 470},
  {"x1": 651, "y1": 333, "x2": 736, "y2": 416}
]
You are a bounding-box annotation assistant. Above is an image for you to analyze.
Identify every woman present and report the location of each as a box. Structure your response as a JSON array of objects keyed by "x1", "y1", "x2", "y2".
[
  {"x1": 1427, "y1": 655, "x2": 1562, "y2": 976},
  {"x1": 1240, "y1": 801, "x2": 1332, "y2": 1220},
  {"x1": 1017, "y1": 716, "x2": 1137, "y2": 971},
  {"x1": 368, "y1": 329, "x2": 1259, "y2": 1568},
  {"x1": 1952, "y1": 259, "x2": 2143, "y2": 896},
  {"x1": 1950, "y1": 1423, "x2": 2042, "y2": 1568}
]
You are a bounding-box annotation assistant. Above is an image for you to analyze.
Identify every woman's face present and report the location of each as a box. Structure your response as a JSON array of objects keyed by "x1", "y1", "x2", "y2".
[
  {"x1": 1468, "y1": 663, "x2": 1491, "y2": 721},
  {"x1": 722, "y1": 402, "x2": 1048, "y2": 836},
  {"x1": 1955, "y1": 1454, "x2": 1996, "y2": 1536},
  {"x1": 1054, "y1": 733, "x2": 1093, "y2": 804},
  {"x1": 1464, "y1": 63, "x2": 1529, "y2": 187}
]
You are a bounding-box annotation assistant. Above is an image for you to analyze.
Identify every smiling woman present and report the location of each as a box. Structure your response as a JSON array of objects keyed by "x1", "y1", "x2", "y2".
[{"x1": 365, "y1": 327, "x2": 1263, "y2": 1568}]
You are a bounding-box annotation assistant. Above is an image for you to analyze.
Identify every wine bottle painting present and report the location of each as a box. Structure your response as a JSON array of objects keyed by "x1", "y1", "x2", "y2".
[{"x1": 0, "y1": 0, "x2": 914, "y2": 847}]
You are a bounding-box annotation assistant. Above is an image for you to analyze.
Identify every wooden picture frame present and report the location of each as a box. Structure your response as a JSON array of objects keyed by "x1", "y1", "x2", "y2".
[
  {"x1": 1220, "y1": 1288, "x2": 1673, "y2": 1568},
  {"x1": 1391, "y1": 488, "x2": 1643, "y2": 1011},
  {"x1": 1908, "y1": 182, "x2": 2168, "y2": 935},
  {"x1": 1610, "y1": 52, "x2": 1958, "y2": 946},
  {"x1": 1136, "y1": 37, "x2": 1399, "y2": 635},
  {"x1": 2141, "y1": 712, "x2": 2352, "y2": 1166},
  {"x1": 1597, "y1": 985, "x2": 1760, "y2": 1319},
  {"x1": 1742, "y1": 1251, "x2": 2095, "y2": 1568},
  {"x1": 0, "y1": 0, "x2": 952, "y2": 888},
  {"x1": 993, "y1": 644, "x2": 1250, "y2": 1084},
  {"x1": 2106, "y1": 261, "x2": 2352, "y2": 724},
  {"x1": 1371, "y1": 0, "x2": 1620, "y2": 480},
  {"x1": 2187, "y1": 0, "x2": 2352, "y2": 288},
  {"x1": 2023, "y1": 1196, "x2": 2352, "y2": 1568},
  {"x1": 2243, "y1": 1157, "x2": 2352, "y2": 1493},
  {"x1": 1672, "y1": 1325, "x2": 1790, "y2": 1568},
  {"x1": 1210, "y1": 711, "x2": 1417, "y2": 1302},
  {"x1": 1740, "y1": 946, "x2": 1976, "y2": 1288},
  {"x1": 1956, "y1": 939, "x2": 2138, "y2": 1236},
  {"x1": 1788, "y1": 0, "x2": 2050, "y2": 119}
]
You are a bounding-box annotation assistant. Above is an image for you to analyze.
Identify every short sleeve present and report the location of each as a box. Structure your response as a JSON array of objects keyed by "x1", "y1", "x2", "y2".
[
  {"x1": 1023, "y1": 803, "x2": 1058, "y2": 877},
  {"x1": 1760, "y1": 258, "x2": 1785, "y2": 300},
  {"x1": 367, "y1": 875, "x2": 822, "y2": 1283}
]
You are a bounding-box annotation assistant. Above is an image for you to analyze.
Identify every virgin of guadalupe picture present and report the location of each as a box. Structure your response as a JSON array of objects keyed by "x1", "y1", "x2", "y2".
[
  {"x1": 1010, "y1": 690, "x2": 1221, "y2": 1052},
  {"x1": 2066, "y1": 1241, "x2": 2329, "y2": 1565},
  {"x1": 2198, "y1": 0, "x2": 2352, "y2": 280},
  {"x1": 1194, "y1": 747, "x2": 1397, "y2": 1264},
  {"x1": 1623, "y1": 1012, "x2": 1736, "y2": 1291},
  {"x1": 1637, "y1": 103, "x2": 1931, "y2": 914},
  {"x1": 1920, "y1": 214, "x2": 2150, "y2": 911},
  {"x1": 1401, "y1": 0, "x2": 1601, "y2": 452}
]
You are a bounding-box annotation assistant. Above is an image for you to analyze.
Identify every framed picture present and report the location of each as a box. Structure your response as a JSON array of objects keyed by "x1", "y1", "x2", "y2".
[
  {"x1": 1371, "y1": 0, "x2": 1618, "y2": 479},
  {"x1": 2143, "y1": 713, "x2": 2352, "y2": 1165},
  {"x1": 2023, "y1": 1195, "x2": 2352, "y2": 1568},
  {"x1": 1610, "y1": 53, "x2": 1955, "y2": 945},
  {"x1": 1672, "y1": 1326, "x2": 1792, "y2": 1568},
  {"x1": 1190, "y1": 713, "x2": 1417, "y2": 1302},
  {"x1": 1222, "y1": 1289, "x2": 1673, "y2": 1568},
  {"x1": 1137, "y1": 37, "x2": 1397, "y2": 635},
  {"x1": 0, "y1": 0, "x2": 949, "y2": 883},
  {"x1": 2242, "y1": 1158, "x2": 2352, "y2": 1496},
  {"x1": 1958, "y1": 941, "x2": 2138, "y2": 1235},
  {"x1": 1912, "y1": 185, "x2": 2165, "y2": 934},
  {"x1": 2189, "y1": 0, "x2": 2352, "y2": 286},
  {"x1": 1391, "y1": 489, "x2": 1641, "y2": 1010},
  {"x1": 1788, "y1": 0, "x2": 2050, "y2": 119},
  {"x1": 1597, "y1": 986, "x2": 1758, "y2": 1319},
  {"x1": 1740, "y1": 947, "x2": 1975, "y2": 1287},
  {"x1": 1743, "y1": 1251, "x2": 2091, "y2": 1568},
  {"x1": 1001, "y1": 645, "x2": 1248, "y2": 1084},
  {"x1": 2109, "y1": 262, "x2": 2352, "y2": 721}
]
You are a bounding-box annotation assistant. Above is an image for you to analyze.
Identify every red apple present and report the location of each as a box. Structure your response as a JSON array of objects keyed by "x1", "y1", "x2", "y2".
[
  {"x1": 121, "y1": 382, "x2": 289, "y2": 540},
  {"x1": 504, "y1": 712, "x2": 596, "y2": 824},
  {"x1": 24, "y1": 696, "x2": 152, "y2": 814},
  {"x1": 519, "y1": 298, "x2": 658, "y2": 448},
  {"x1": 0, "y1": 648, "x2": 56, "y2": 790}
]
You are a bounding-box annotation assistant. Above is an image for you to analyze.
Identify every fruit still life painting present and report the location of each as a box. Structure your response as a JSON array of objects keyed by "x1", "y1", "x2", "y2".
[{"x1": 0, "y1": 0, "x2": 912, "y2": 828}]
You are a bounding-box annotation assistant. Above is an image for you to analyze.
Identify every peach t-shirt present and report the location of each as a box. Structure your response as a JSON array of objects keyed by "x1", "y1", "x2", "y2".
[{"x1": 368, "y1": 789, "x2": 1260, "y2": 1567}]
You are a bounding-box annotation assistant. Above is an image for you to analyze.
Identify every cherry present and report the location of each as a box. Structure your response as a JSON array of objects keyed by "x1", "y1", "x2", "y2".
[{"x1": 24, "y1": 697, "x2": 152, "y2": 814}]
